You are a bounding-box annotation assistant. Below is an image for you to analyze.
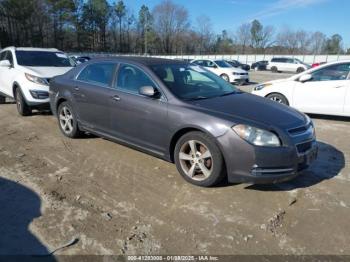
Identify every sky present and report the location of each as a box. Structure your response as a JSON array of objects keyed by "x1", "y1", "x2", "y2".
[{"x1": 125, "y1": 0, "x2": 350, "y2": 48}]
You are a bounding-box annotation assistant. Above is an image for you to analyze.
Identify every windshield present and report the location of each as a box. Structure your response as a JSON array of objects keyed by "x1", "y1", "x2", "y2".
[
  {"x1": 16, "y1": 51, "x2": 74, "y2": 67},
  {"x1": 151, "y1": 64, "x2": 239, "y2": 100},
  {"x1": 214, "y1": 60, "x2": 232, "y2": 68}
]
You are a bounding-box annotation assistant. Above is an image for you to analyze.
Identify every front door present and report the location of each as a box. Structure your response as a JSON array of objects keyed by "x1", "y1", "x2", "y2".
[
  {"x1": 109, "y1": 63, "x2": 168, "y2": 154},
  {"x1": 293, "y1": 63, "x2": 350, "y2": 114}
]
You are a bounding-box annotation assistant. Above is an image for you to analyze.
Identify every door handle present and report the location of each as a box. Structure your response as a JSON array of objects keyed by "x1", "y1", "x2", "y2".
[
  {"x1": 112, "y1": 95, "x2": 121, "y2": 101},
  {"x1": 334, "y1": 85, "x2": 345, "y2": 88},
  {"x1": 74, "y1": 86, "x2": 80, "y2": 91}
]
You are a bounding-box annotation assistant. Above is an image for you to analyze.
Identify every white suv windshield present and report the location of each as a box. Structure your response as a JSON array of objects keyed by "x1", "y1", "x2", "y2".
[{"x1": 16, "y1": 51, "x2": 74, "y2": 67}]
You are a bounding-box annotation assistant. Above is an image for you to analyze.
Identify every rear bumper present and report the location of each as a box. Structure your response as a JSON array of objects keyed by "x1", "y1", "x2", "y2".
[{"x1": 217, "y1": 129, "x2": 318, "y2": 184}]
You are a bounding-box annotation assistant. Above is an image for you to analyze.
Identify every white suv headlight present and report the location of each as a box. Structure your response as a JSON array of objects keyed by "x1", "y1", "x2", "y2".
[
  {"x1": 232, "y1": 124, "x2": 281, "y2": 147},
  {"x1": 254, "y1": 83, "x2": 272, "y2": 91},
  {"x1": 25, "y1": 73, "x2": 49, "y2": 86}
]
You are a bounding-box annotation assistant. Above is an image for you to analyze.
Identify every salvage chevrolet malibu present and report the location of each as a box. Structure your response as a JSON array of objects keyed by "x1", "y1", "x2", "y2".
[{"x1": 49, "y1": 57, "x2": 317, "y2": 187}]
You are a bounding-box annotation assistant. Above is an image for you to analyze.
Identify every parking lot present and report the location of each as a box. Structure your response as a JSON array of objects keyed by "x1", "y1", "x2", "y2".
[{"x1": 0, "y1": 71, "x2": 349, "y2": 255}]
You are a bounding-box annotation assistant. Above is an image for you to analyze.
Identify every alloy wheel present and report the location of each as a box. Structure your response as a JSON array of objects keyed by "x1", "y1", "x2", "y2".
[
  {"x1": 59, "y1": 106, "x2": 74, "y2": 134},
  {"x1": 179, "y1": 140, "x2": 213, "y2": 181}
]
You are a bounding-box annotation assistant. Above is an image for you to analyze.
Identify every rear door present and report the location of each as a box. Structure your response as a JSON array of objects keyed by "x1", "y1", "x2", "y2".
[
  {"x1": 293, "y1": 63, "x2": 350, "y2": 115},
  {"x1": 108, "y1": 63, "x2": 169, "y2": 154},
  {"x1": 74, "y1": 62, "x2": 117, "y2": 133}
]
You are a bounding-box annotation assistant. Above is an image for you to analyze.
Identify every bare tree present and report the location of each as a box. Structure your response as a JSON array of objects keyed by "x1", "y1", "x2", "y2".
[
  {"x1": 309, "y1": 31, "x2": 326, "y2": 54},
  {"x1": 196, "y1": 15, "x2": 213, "y2": 54},
  {"x1": 235, "y1": 23, "x2": 251, "y2": 54},
  {"x1": 152, "y1": 0, "x2": 189, "y2": 54}
]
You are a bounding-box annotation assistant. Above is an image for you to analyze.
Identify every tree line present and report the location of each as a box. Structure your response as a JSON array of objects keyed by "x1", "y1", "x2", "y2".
[{"x1": 0, "y1": 0, "x2": 348, "y2": 55}]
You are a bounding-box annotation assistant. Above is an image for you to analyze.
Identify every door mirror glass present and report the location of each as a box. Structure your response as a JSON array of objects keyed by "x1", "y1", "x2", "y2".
[
  {"x1": 299, "y1": 74, "x2": 312, "y2": 82},
  {"x1": 0, "y1": 60, "x2": 11, "y2": 67},
  {"x1": 139, "y1": 86, "x2": 159, "y2": 98}
]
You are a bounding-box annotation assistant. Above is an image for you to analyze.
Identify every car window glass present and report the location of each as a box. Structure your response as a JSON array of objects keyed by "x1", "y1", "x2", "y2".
[
  {"x1": 151, "y1": 64, "x2": 238, "y2": 100},
  {"x1": 206, "y1": 61, "x2": 216, "y2": 67},
  {"x1": 310, "y1": 63, "x2": 350, "y2": 82},
  {"x1": 77, "y1": 63, "x2": 116, "y2": 86},
  {"x1": 116, "y1": 64, "x2": 156, "y2": 94},
  {"x1": 0, "y1": 52, "x2": 6, "y2": 61},
  {"x1": 6, "y1": 51, "x2": 13, "y2": 65}
]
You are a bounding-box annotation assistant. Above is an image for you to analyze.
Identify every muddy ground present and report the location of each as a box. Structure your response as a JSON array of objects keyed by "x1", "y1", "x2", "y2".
[{"x1": 0, "y1": 71, "x2": 349, "y2": 256}]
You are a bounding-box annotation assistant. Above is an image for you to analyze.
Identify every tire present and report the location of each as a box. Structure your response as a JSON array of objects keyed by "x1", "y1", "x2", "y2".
[
  {"x1": 15, "y1": 88, "x2": 32, "y2": 116},
  {"x1": 57, "y1": 101, "x2": 83, "y2": 138},
  {"x1": 174, "y1": 131, "x2": 226, "y2": 187},
  {"x1": 271, "y1": 66, "x2": 278, "y2": 73},
  {"x1": 266, "y1": 93, "x2": 289, "y2": 106},
  {"x1": 220, "y1": 74, "x2": 230, "y2": 82},
  {"x1": 296, "y1": 67, "x2": 305, "y2": 73},
  {"x1": 0, "y1": 95, "x2": 5, "y2": 104}
]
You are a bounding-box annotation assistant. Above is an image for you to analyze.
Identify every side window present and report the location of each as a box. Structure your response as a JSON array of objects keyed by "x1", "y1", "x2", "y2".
[
  {"x1": 0, "y1": 52, "x2": 6, "y2": 61},
  {"x1": 311, "y1": 63, "x2": 350, "y2": 82},
  {"x1": 116, "y1": 64, "x2": 156, "y2": 94},
  {"x1": 206, "y1": 61, "x2": 216, "y2": 68},
  {"x1": 6, "y1": 51, "x2": 13, "y2": 65},
  {"x1": 77, "y1": 63, "x2": 116, "y2": 86}
]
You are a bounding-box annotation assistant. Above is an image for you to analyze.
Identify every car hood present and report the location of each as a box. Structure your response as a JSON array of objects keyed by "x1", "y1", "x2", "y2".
[
  {"x1": 188, "y1": 92, "x2": 307, "y2": 130},
  {"x1": 24, "y1": 66, "x2": 73, "y2": 78}
]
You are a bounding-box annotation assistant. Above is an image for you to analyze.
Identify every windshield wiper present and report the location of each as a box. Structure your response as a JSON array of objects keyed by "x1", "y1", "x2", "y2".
[{"x1": 219, "y1": 91, "x2": 236, "y2": 97}]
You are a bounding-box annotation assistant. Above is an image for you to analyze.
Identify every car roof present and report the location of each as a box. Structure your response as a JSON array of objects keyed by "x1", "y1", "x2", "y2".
[
  {"x1": 89, "y1": 56, "x2": 187, "y2": 66},
  {"x1": 1, "y1": 46, "x2": 61, "y2": 52}
]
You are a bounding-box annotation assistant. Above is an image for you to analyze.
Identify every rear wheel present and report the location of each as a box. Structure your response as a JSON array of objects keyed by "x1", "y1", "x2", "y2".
[
  {"x1": 296, "y1": 67, "x2": 305, "y2": 73},
  {"x1": 174, "y1": 131, "x2": 226, "y2": 187},
  {"x1": 57, "y1": 101, "x2": 82, "y2": 138},
  {"x1": 271, "y1": 66, "x2": 278, "y2": 73},
  {"x1": 220, "y1": 74, "x2": 230, "y2": 82},
  {"x1": 0, "y1": 95, "x2": 5, "y2": 104},
  {"x1": 266, "y1": 93, "x2": 289, "y2": 106},
  {"x1": 15, "y1": 88, "x2": 32, "y2": 116}
]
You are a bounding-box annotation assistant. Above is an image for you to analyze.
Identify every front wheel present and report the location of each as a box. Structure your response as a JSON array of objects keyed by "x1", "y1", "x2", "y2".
[
  {"x1": 57, "y1": 101, "x2": 82, "y2": 138},
  {"x1": 15, "y1": 88, "x2": 32, "y2": 116},
  {"x1": 220, "y1": 74, "x2": 230, "y2": 82},
  {"x1": 296, "y1": 67, "x2": 305, "y2": 73},
  {"x1": 174, "y1": 131, "x2": 226, "y2": 187},
  {"x1": 266, "y1": 93, "x2": 289, "y2": 106}
]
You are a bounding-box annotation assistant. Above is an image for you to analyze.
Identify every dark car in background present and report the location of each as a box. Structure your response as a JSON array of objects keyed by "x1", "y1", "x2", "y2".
[
  {"x1": 251, "y1": 60, "x2": 268, "y2": 71},
  {"x1": 49, "y1": 57, "x2": 317, "y2": 187},
  {"x1": 225, "y1": 60, "x2": 250, "y2": 71}
]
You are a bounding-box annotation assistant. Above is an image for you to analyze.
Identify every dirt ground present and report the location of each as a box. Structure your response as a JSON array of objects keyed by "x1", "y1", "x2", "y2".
[{"x1": 0, "y1": 71, "x2": 349, "y2": 256}]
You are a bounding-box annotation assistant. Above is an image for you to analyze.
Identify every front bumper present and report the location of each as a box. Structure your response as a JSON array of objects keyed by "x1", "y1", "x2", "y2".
[{"x1": 217, "y1": 129, "x2": 318, "y2": 184}]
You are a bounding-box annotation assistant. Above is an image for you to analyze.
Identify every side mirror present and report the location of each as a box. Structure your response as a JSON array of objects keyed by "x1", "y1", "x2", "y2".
[
  {"x1": 0, "y1": 60, "x2": 11, "y2": 68},
  {"x1": 139, "y1": 86, "x2": 160, "y2": 98},
  {"x1": 213, "y1": 65, "x2": 218, "y2": 68},
  {"x1": 299, "y1": 74, "x2": 312, "y2": 83}
]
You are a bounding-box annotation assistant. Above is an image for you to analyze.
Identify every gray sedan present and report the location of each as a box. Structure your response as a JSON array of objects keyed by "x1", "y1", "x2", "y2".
[{"x1": 49, "y1": 57, "x2": 318, "y2": 187}]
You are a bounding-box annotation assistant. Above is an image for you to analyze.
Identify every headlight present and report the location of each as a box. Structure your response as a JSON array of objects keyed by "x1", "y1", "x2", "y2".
[
  {"x1": 232, "y1": 124, "x2": 281, "y2": 147},
  {"x1": 25, "y1": 73, "x2": 49, "y2": 86},
  {"x1": 232, "y1": 72, "x2": 240, "y2": 75},
  {"x1": 254, "y1": 83, "x2": 272, "y2": 91}
]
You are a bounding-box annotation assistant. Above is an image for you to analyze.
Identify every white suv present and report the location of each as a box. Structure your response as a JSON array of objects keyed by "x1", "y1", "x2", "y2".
[
  {"x1": 191, "y1": 59, "x2": 249, "y2": 85},
  {"x1": 267, "y1": 57, "x2": 310, "y2": 73},
  {"x1": 0, "y1": 47, "x2": 74, "y2": 116}
]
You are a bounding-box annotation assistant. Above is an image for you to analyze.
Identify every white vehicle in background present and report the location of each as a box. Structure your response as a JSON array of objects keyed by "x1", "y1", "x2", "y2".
[
  {"x1": 191, "y1": 59, "x2": 249, "y2": 85},
  {"x1": 267, "y1": 57, "x2": 310, "y2": 73},
  {"x1": 0, "y1": 47, "x2": 74, "y2": 116},
  {"x1": 252, "y1": 60, "x2": 350, "y2": 117}
]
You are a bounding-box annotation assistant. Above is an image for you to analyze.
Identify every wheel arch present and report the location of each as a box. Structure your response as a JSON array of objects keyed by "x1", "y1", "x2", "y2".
[{"x1": 169, "y1": 126, "x2": 216, "y2": 162}]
